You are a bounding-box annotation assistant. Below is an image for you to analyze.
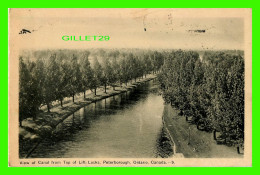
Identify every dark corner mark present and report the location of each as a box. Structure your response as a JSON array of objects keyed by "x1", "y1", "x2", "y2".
[
  {"x1": 188, "y1": 30, "x2": 206, "y2": 33},
  {"x1": 19, "y1": 29, "x2": 31, "y2": 34},
  {"x1": 144, "y1": 28, "x2": 146, "y2": 31}
]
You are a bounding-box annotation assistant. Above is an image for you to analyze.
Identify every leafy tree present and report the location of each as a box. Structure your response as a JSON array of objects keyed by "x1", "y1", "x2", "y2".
[
  {"x1": 69, "y1": 54, "x2": 82, "y2": 102},
  {"x1": 92, "y1": 57, "x2": 103, "y2": 95},
  {"x1": 110, "y1": 57, "x2": 119, "y2": 90},
  {"x1": 19, "y1": 57, "x2": 31, "y2": 126},
  {"x1": 80, "y1": 52, "x2": 94, "y2": 99},
  {"x1": 102, "y1": 58, "x2": 113, "y2": 93},
  {"x1": 119, "y1": 58, "x2": 130, "y2": 86},
  {"x1": 56, "y1": 59, "x2": 71, "y2": 107}
]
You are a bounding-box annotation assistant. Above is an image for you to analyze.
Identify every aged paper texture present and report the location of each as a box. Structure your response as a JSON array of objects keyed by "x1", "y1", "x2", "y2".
[{"x1": 9, "y1": 8, "x2": 252, "y2": 167}]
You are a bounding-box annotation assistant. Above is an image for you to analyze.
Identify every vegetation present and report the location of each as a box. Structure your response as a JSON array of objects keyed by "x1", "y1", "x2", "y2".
[
  {"x1": 158, "y1": 50, "x2": 244, "y2": 151},
  {"x1": 19, "y1": 48, "x2": 245, "y2": 152},
  {"x1": 19, "y1": 49, "x2": 164, "y2": 126}
]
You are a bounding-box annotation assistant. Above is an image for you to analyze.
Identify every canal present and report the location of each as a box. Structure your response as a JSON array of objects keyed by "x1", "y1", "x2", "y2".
[{"x1": 29, "y1": 80, "x2": 172, "y2": 158}]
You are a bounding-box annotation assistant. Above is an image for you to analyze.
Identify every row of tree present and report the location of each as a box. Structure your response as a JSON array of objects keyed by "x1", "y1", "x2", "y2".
[
  {"x1": 158, "y1": 50, "x2": 244, "y2": 149},
  {"x1": 19, "y1": 50, "x2": 164, "y2": 126}
]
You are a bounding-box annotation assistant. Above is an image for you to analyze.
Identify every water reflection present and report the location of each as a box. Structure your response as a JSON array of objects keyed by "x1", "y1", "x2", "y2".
[{"x1": 29, "y1": 81, "x2": 172, "y2": 158}]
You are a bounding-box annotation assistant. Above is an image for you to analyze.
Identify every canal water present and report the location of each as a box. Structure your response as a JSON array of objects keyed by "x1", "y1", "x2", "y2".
[{"x1": 29, "y1": 80, "x2": 171, "y2": 158}]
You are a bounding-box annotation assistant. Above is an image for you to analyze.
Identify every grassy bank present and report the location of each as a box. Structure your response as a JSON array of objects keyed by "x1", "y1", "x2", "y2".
[
  {"x1": 162, "y1": 104, "x2": 243, "y2": 158},
  {"x1": 19, "y1": 74, "x2": 156, "y2": 157}
]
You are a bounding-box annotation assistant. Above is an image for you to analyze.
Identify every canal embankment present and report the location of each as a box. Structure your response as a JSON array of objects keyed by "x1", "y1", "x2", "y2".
[{"x1": 19, "y1": 74, "x2": 157, "y2": 157}]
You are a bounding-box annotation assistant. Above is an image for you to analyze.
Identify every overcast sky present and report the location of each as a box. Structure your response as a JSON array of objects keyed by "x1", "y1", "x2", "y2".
[{"x1": 10, "y1": 8, "x2": 248, "y2": 50}]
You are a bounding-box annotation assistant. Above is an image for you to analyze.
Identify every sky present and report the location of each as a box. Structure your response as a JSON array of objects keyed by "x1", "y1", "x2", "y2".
[{"x1": 10, "y1": 8, "x2": 249, "y2": 50}]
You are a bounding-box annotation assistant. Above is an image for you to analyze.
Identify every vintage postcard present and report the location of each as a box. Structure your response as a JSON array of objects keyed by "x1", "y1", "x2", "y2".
[{"x1": 8, "y1": 8, "x2": 252, "y2": 167}]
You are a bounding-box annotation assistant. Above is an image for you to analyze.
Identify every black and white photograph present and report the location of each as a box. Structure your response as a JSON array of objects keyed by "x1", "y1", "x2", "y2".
[{"x1": 8, "y1": 8, "x2": 252, "y2": 167}]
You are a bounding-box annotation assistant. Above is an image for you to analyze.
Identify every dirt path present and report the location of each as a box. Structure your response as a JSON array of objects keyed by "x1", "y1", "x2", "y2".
[{"x1": 163, "y1": 104, "x2": 243, "y2": 158}]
